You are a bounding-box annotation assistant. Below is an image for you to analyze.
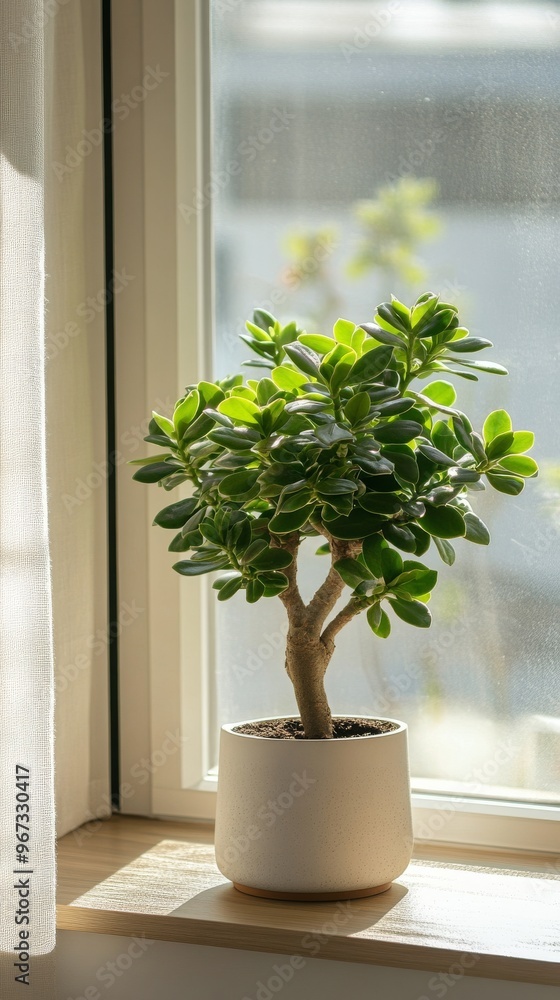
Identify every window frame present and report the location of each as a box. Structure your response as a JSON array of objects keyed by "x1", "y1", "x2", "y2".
[{"x1": 113, "y1": 0, "x2": 560, "y2": 851}]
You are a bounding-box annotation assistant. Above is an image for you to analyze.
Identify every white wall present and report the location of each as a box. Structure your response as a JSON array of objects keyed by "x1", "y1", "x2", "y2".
[{"x1": 55, "y1": 933, "x2": 560, "y2": 1000}]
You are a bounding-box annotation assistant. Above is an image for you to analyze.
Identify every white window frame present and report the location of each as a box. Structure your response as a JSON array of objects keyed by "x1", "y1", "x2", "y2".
[{"x1": 113, "y1": 0, "x2": 560, "y2": 852}]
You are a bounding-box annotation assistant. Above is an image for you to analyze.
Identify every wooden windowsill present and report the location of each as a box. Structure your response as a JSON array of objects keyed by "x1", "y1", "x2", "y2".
[{"x1": 57, "y1": 815, "x2": 560, "y2": 986}]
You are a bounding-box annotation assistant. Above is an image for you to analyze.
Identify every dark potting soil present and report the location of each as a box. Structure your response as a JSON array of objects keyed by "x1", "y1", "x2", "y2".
[{"x1": 233, "y1": 718, "x2": 398, "y2": 740}]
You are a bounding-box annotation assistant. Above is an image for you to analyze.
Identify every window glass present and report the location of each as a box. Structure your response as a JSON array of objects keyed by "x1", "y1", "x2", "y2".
[{"x1": 210, "y1": 0, "x2": 560, "y2": 802}]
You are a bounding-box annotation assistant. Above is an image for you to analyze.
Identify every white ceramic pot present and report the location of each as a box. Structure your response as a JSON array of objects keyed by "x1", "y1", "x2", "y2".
[{"x1": 215, "y1": 715, "x2": 413, "y2": 900}]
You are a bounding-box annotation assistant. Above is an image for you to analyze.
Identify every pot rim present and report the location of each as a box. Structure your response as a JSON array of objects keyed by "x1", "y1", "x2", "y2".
[{"x1": 221, "y1": 714, "x2": 407, "y2": 741}]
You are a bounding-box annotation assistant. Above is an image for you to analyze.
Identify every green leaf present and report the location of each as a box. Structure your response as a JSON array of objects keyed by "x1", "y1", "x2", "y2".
[
  {"x1": 242, "y1": 358, "x2": 275, "y2": 371},
  {"x1": 246, "y1": 578, "x2": 265, "y2": 603},
  {"x1": 417, "y1": 443, "x2": 456, "y2": 468},
  {"x1": 252, "y1": 308, "x2": 276, "y2": 333},
  {"x1": 259, "y1": 571, "x2": 289, "y2": 596},
  {"x1": 485, "y1": 431, "x2": 515, "y2": 461},
  {"x1": 278, "y1": 321, "x2": 299, "y2": 347},
  {"x1": 181, "y1": 413, "x2": 215, "y2": 445},
  {"x1": 415, "y1": 308, "x2": 456, "y2": 339},
  {"x1": 251, "y1": 547, "x2": 293, "y2": 570},
  {"x1": 431, "y1": 420, "x2": 458, "y2": 458},
  {"x1": 152, "y1": 411, "x2": 176, "y2": 438},
  {"x1": 153, "y1": 497, "x2": 198, "y2": 529},
  {"x1": 359, "y1": 322, "x2": 404, "y2": 348},
  {"x1": 452, "y1": 415, "x2": 474, "y2": 453},
  {"x1": 216, "y1": 575, "x2": 244, "y2": 600},
  {"x1": 132, "y1": 462, "x2": 176, "y2": 484},
  {"x1": 239, "y1": 539, "x2": 268, "y2": 565},
  {"x1": 181, "y1": 506, "x2": 207, "y2": 536},
  {"x1": 388, "y1": 597, "x2": 432, "y2": 628},
  {"x1": 240, "y1": 334, "x2": 275, "y2": 360},
  {"x1": 213, "y1": 570, "x2": 243, "y2": 589},
  {"x1": 204, "y1": 407, "x2": 233, "y2": 428},
  {"x1": 348, "y1": 345, "x2": 393, "y2": 384},
  {"x1": 463, "y1": 511, "x2": 490, "y2": 545},
  {"x1": 246, "y1": 319, "x2": 272, "y2": 343},
  {"x1": 367, "y1": 605, "x2": 391, "y2": 637},
  {"x1": 279, "y1": 489, "x2": 314, "y2": 512},
  {"x1": 268, "y1": 504, "x2": 315, "y2": 534},
  {"x1": 333, "y1": 318, "x2": 356, "y2": 345},
  {"x1": 409, "y1": 523, "x2": 431, "y2": 556},
  {"x1": 453, "y1": 359, "x2": 508, "y2": 375},
  {"x1": 374, "y1": 420, "x2": 423, "y2": 444},
  {"x1": 362, "y1": 534, "x2": 386, "y2": 576},
  {"x1": 218, "y1": 469, "x2": 260, "y2": 498},
  {"x1": 168, "y1": 530, "x2": 193, "y2": 552},
  {"x1": 441, "y1": 367, "x2": 479, "y2": 382},
  {"x1": 470, "y1": 431, "x2": 487, "y2": 463},
  {"x1": 284, "y1": 342, "x2": 321, "y2": 377},
  {"x1": 314, "y1": 423, "x2": 354, "y2": 448},
  {"x1": 504, "y1": 431, "x2": 535, "y2": 455},
  {"x1": 381, "y1": 446, "x2": 419, "y2": 484},
  {"x1": 382, "y1": 523, "x2": 417, "y2": 553},
  {"x1": 434, "y1": 536, "x2": 455, "y2": 565},
  {"x1": 229, "y1": 517, "x2": 252, "y2": 551},
  {"x1": 411, "y1": 294, "x2": 439, "y2": 329},
  {"x1": 218, "y1": 397, "x2": 261, "y2": 427},
  {"x1": 424, "y1": 485, "x2": 458, "y2": 506},
  {"x1": 381, "y1": 546, "x2": 403, "y2": 582},
  {"x1": 129, "y1": 453, "x2": 173, "y2": 465},
  {"x1": 173, "y1": 392, "x2": 199, "y2": 437},
  {"x1": 316, "y1": 478, "x2": 358, "y2": 496},
  {"x1": 447, "y1": 337, "x2": 493, "y2": 353},
  {"x1": 390, "y1": 296, "x2": 411, "y2": 325},
  {"x1": 299, "y1": 334, "x2": 336, "y2": 353},
  {"x1": 497, "y1": 455, "x2": 538, "y2": 477},
  {"x1": 256, "y1": 378, "x2": 279, "y2": 406},
  {"x1": 422, "y1": 380, "x2": 457, "y2": 406},
  {"x1": 198, "y1": 381, "x2": 225, "y2": 409},
  {"x1": 448, "y1": 467, "x2": 480, "y2": 485},
  {"x1": 344, "y1": 391, "x2": 371, "y2": 425},
  {"x1": 320, "y1": 348, "x2": 354, "y2": 378},
  {"x1": 392, "y1": 567, "x2": 438, "y2": 597},
  {"x1": 374, "y1": 398, "x2": 416, "y2": 417},
  {"x1": 486, "y1": 472, "x2": 524, "y2": 496},
  {"x1": 326, "y1": 509, "x2": 388, "y2": 539},
  {"x1": 329, "y1": 356, "x2": 356, "y2": 394},
  {"x1": 334, "y1": 558, "x2": 371, "y2": 588},
  {"x1": 285, "y1": 399, "x2": 329, "y2": 414},
  {"x1": 271, "y1": 366, "x2": 307, "y2": 391},
  {"x1": 376, "y1": 302, "x2": 409, "y2": 334},
  {"x1": 173, "y1": 558, "x2": 229, "y2": 576},
  {"x1": 421, "y1": 502, "x2": 466, "y2": 539},
  {"x1": 359, "y1": 493, "x2": 401, "y2": 515},
  {"x1": 208, "y1": 426, "x2": 260, "y2": 450}
]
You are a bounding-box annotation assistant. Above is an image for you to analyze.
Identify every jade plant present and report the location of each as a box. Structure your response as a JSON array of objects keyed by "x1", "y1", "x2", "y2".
[{"x1": 132, "y1": 293, "x2": 537, "y2": 739}]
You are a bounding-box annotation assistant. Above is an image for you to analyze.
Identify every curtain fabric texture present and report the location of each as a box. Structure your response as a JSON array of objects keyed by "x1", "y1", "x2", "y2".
[
  {"x1": 0, "y1": 0, "x2": 56, "y2": 992},
  {"x1": 1, "y1": 1, "x2": 107, "y2": 993},
  {"x1": 45, "y1": 0, "x2": 105, "y2": 836}
]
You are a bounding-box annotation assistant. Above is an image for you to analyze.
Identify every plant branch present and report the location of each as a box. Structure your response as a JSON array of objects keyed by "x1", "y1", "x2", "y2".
[
  {"x1": 306, "y1": 531, "x2": 361, "y2": 629},
  {"x1": 272, "y1": 532, "x2": 306, "y2": 623},
  {"x1": 321, "y1": 598, "x2": 362, "y2": 652}
]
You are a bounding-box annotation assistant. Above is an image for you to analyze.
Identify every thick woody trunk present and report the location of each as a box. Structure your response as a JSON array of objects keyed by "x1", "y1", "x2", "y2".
[
  {"x1": 285, "y1": 622, "x2": 333, "y2": 739},
  {"x1": 275, "y1": 532, "x2": 360, "y2": 740}
]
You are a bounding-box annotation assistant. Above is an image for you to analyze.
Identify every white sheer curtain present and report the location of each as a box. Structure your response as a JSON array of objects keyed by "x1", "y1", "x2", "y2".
[
  {"x1": 0, "y1": 0, "x2": 56, "y2": 993},
  {"x1": 45, "y1": 0, "x2": 110, "y2": 841},
  {"x1": 1, "y1": 1, "x2": 108, "y2": 993}
]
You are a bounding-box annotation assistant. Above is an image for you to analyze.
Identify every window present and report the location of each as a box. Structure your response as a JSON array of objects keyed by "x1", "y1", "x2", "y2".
[
  {"x1": 210, "y1": 1, "x2": 560, "y2": 805},
  {"x1": 115, "y1": 0, "x2": 560, "y2": 846}
]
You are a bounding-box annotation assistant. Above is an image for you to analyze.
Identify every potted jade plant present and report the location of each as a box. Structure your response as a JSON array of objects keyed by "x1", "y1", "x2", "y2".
[{"x1": 132, "y1": 293, "x2": 537, "y2": 900}]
